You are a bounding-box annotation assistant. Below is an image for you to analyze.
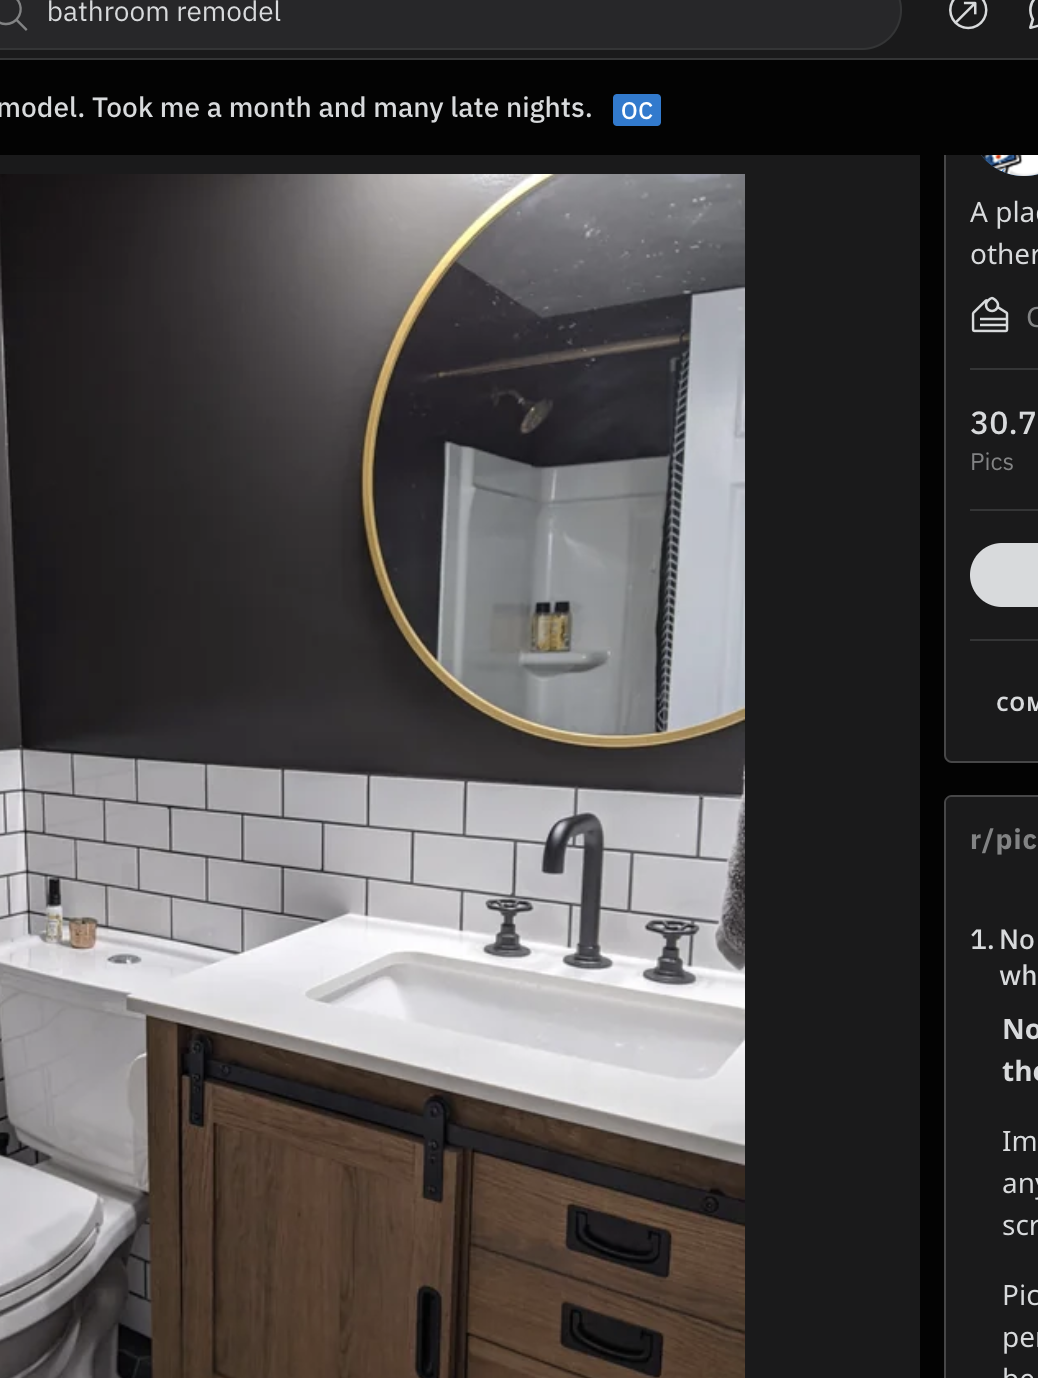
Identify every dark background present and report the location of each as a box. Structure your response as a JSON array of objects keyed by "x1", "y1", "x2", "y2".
[
  {"x1": 0, "y1": 171, "x2": 743, "y2": 791},
  {"x1": 945, "y1": 797, "x2": 1037, "y2": 1378}
]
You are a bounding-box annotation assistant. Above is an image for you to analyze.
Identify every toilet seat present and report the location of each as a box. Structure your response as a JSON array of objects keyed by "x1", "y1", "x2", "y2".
[{"x1": 0, "y1": 1159, "x2": 101, "y2": 1317}]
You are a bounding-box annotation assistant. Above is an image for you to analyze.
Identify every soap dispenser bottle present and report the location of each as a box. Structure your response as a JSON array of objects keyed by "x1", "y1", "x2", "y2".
[{"x1": 44, "y1": 877, "x2": 64, "y2": 944}]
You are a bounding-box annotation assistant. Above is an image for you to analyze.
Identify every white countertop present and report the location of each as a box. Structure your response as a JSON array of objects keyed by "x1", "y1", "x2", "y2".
[{"x1": 128, "y1": 914, "x2": 745, "y2": 1164}]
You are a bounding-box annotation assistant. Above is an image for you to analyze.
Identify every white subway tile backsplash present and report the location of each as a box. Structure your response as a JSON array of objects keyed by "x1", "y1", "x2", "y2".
[
  {"x1": 131, "y1": 1224, "x2": 150, "y2": 1261},
  {"x1": 7, "y1": 873, "x2": 26, "y2": 915},
  {"x1": 108, "y1": 887, "x2": 171, "y2": 938},
  {"x1": 77, "y1": 841, "x2": 138, "y2": 888},
  {"x1": 207, "y1": 765, "x2": 281, "y2": 817},
  {"x1": 0, "y1": 878, "x2": 8, "y2": 916},
  {"x1": 630, "y1": 853, "x2": 728, "y2": 920},
  {"x1": 244, "y1": 816, "x2": 321, "y2": 870},
  {"x1": 465, "y1": 783, "x2": 575, "y2": 843},
  {"x1": 171, "y1": 809, "x2": 241, "y2": 860},
  {"x1": 73, "y1": 755, "x2": 136, "y2": 800},
  {"x1": 0, "y1": 914, "x2": 27, "y2": 943},
  {"x1": 283, "y1": 868, "x2": 364, "y2": 920},
  {"x1": 3, "y1": 793, "x2": 23, "y2": 833},
  {"x1": 43, "y1": 794, "x2": 104, "y2": 840},
  {"x1": 139, "y1": 849, "x2": 205, "y2": 900},
  {"x1": 127, "y1": 1256, "x2": 147, "y2": 1298},
  {"x1": 60, "y1": 879, "x2": 106, "y2": 921},
  {"x1": 27, "y1": 833, "x2": 75, "y2": 879},
  {"x1": 284, "y1": 770, "x2": 366, "y2": 825},
  {"x1": 514, "y1": 844, "x2": 630, "y2": 910},
  {"x1": 576, "y1": 789, "x2": 700, "y2": 857},
  {"x1": 370, "y1": 776, "x2": 464, "y2": 834},
  {"x1": 462, "y1": 892, "x2": 570, "y2": 947},
  {"x1": 27, "y1": 872, "x2": 45, "y2": 911},
  {"x1": 324, "y1": 825, "x2": 409, "y2": 881},
  {"x1": 208, "y1": 858, "x2": 281, "y2": 913},
  {"x1": 0, "y1": 834, "x2": 24, "y2": 878},
  {"x1": 368, "y1": 879, "x2": 460, "y2": 929},
  {"x1": 0, "y1": 751, "x2": 21, "y2": 793},
  {"x1": 23, "y1": 793, "x2": 42, "y2": 834},
  {"x1": 244, "y1": 910, "x2": 315, "y2": 949},
  {"x1": 689, "y1": 921, "x2": 734, "y2": 973},
  {"x1": 599, "y1": 909, "x2": 670, "y2": 961},
  {"x1": 172, "y1": 899, "x2": 242, "y2": 951},
  {"x1": 105, "y1": 801, "x2": 170, "y2": 850},
  {"x1": 23, "y1": 751, "x2": 72, "y2": 794},
  {"x1": 414, "y1": 833, "x2": 513, "y2": 895},
  {"x1": 121, "y1": 1295, "x2": 151, "y2": 1340},
  {"x1": 137, "y1": 760, "x2": 206, "y2": 809},
  {"x1": 700, "y1": 796, "x2": 741, "y2": 860}
]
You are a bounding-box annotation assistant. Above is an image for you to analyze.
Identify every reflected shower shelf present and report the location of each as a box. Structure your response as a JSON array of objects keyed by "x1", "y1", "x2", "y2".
[{"x1": 519, "y1": 651, "x2": 609, "y2": 677}]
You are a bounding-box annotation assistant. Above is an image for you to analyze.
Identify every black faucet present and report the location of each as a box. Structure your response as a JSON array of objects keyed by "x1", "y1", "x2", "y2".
[{"x1": 542, "y1": 813, "x2": 611, "y2": 969}]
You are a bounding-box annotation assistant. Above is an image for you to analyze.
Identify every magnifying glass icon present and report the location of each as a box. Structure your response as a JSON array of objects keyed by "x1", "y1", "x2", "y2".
[{"x1": 0, "y1": 0, "x2": 26, "y2": 29}]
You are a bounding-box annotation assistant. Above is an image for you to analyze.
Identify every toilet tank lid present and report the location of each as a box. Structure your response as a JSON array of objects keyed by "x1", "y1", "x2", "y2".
[
  {"x1": 0, "y1": 1156, "x2": 102, "y2": 1302},
  {"x1": 0, "y1": 928, "x2": 223, "y2": 998}
]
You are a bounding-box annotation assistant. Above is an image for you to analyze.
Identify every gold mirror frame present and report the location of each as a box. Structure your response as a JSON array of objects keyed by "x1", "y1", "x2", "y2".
[{"x1": 362, "y1": 173, "x2": 746, "y2": 749}]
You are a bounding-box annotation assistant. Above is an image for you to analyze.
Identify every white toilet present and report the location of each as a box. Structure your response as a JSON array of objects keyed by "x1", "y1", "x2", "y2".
[{"x1": 0, "y1": 928, "x2": 220, "y2": 1378}]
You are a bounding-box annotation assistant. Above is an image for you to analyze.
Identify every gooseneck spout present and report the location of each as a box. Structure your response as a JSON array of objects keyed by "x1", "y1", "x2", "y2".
[{"x1": 542, "y1": 813, "x2": 611, "y2": 969}]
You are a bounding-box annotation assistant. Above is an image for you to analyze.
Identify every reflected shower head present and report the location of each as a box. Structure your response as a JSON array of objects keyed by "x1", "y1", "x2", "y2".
[{"x1": 491, "y1": 388, "x2": 553, "y2": 434}]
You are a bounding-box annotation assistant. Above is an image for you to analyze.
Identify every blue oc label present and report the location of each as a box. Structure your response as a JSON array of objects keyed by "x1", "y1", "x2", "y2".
[{"x1": 613, "y1": 95, "x2": 661, "y2": 126}]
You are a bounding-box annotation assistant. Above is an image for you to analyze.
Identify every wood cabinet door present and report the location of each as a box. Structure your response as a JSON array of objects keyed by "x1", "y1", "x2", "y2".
[{"x1": 180, "y1": 1080, "x2": 460, "y2": 1378}]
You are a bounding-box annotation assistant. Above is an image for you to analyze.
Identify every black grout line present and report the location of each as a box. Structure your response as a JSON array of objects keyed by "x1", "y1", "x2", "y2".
[{"x1": 696, "y1": 796, "x2": 704, "y2": 857}]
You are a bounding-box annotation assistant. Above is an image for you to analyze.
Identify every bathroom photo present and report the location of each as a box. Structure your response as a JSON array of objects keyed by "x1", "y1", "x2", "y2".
[{"x1": 0, "y1": 171, "x2": 744, "y2": 1378}]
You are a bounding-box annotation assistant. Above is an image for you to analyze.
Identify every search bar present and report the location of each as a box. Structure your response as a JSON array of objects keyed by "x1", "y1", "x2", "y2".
[{"x1": 0, "y1": 0, "x2": 900, "y2": 47}]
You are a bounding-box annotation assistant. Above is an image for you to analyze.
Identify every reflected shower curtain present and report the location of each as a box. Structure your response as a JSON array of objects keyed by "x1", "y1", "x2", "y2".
[{"x1": 655, "y1": 350, "x2": 689, "y2": 733}]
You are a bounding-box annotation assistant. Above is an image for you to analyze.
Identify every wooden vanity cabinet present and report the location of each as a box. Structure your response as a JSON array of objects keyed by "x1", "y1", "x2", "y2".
[
  {"x1": 148, "y1": 1021, "x2": 744, "y2": 1378},
  {"x1": 179, "y1": 1079, "x2": 460, "y2": 1378}
]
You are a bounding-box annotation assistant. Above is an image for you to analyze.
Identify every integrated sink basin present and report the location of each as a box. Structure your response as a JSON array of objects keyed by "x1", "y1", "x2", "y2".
[{"x1": 308, "y1": 954, "x2": 743, "y2": 1081}]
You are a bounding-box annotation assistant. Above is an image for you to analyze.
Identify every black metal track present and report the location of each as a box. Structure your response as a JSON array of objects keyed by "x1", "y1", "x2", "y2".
[{"x1": 182, "y1": 1037, "x2": 745, "y2": 1226}]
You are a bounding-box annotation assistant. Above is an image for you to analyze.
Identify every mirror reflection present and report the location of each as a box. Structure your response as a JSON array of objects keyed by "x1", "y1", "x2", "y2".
[{"x1": 371, "y1": 172, "x2": 745, "y2": 740}]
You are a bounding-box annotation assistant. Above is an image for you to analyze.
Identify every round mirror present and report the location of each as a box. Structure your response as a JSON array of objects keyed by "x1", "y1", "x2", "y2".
[{"x1": 363, "y1": 173, "x2": 745, "y2": 747}]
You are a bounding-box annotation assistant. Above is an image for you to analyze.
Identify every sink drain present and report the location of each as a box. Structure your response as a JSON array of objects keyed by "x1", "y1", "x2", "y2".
[{"x1": 108, "y1": 953, "x2": 142, "y2": 964}]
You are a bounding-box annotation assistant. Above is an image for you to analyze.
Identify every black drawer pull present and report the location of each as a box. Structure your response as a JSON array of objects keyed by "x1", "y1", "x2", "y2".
[
  {"x1": 414, "y1": 1286, "x2": 441, "y2": 1377},
  {"x1": 561, "y1": 1302, "x2": 663, "y2": 1376},
  {"x1": 567, "y1": 1205, "x2": 672, "y2": 1278}
]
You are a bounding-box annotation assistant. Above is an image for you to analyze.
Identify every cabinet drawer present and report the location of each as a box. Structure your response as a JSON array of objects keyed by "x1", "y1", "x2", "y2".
[
  {"x1": 468, "y1": 1336, "x2": 576, "y2": 1378},
  {"x1": 470, "y1": 1154, "x2": 744, "y2": 1330},
  {"x1": 468, "y1": 1248, "x2": 744, "y2": 1378}
]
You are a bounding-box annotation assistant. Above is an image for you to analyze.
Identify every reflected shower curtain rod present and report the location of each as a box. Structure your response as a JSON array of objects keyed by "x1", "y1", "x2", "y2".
[{"x1": 423, "y1": 331, "x2": 689, "y2": 382}]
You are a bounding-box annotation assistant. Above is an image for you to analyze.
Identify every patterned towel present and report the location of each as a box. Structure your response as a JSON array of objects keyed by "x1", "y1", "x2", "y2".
[{"x1": 715, "y1": 787, "x2": 745, "y2": 969}]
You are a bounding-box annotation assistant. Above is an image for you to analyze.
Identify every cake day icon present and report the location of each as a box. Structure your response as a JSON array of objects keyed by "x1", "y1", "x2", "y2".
[{"x1": 984, "y1": 156, "x2": 1038, "y2": 176}]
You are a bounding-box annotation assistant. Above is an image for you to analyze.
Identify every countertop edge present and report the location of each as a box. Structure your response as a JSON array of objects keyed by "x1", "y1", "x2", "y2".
[{"x1": 131, "y1": 995, "x2": 746, "y2": 1168}]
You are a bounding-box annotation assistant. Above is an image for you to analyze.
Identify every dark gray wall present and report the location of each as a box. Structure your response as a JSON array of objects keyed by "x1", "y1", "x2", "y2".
[
  {"x1": 0, "y1": 173, "x2": 743, "y2": 793},
  {"x1": 0, "y1": 286, "x2": 18, "y2": 750}
]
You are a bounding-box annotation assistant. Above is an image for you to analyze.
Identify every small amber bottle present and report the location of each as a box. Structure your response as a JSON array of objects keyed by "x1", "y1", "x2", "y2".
[
  {"x1": 550, "y1": 601, "x2": 572, "y2": 652},
  {"x1": 531, "y1": 602, "x2": 552, "y2": 651}
]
